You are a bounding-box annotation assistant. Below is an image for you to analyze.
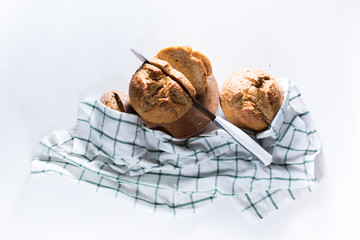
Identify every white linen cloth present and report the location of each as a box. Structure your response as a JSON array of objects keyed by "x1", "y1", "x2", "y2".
[{"x1": 31, "y1": 78, "x2": 321, "y2": 224}]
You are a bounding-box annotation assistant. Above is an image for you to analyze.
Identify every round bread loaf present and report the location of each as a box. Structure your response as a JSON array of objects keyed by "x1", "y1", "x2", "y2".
[
  {"x1": 100, "y1": 90, "x2": 125, "y2": 112},
  {"x1": 100, "y1": 90, "x2": 135, "y2": 113},
  {"x1": 129, "y1": 59, "x2": 196, "y2": 124},
  {"x1": 156, "y1": 46, "x2": 212, "y2": 95},
  {"x1": 220, "y1": 68, "x2": 284, "y2": 132}
]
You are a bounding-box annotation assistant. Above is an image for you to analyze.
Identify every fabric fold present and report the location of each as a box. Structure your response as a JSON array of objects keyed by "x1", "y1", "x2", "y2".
[{"x1": 31, "y1": 78, "x2": 321, "y2": 224}]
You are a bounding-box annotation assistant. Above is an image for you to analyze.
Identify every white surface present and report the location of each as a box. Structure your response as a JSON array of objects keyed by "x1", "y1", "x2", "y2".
[{"x1": 1, "y1": 0, "x2": 360, "y2": 239}]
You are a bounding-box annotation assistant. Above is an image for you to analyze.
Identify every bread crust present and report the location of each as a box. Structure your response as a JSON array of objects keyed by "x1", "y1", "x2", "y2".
[
  {"x1": 156, "y1": 46, "x2": 211, "y2": 95},
  {"x1": 100, "y1": 90, "x2": 135, "y2": 113},
  {"x1": 100, "y1": 90, "x2": 125, "y2": 112},
  {"x1": 220, "y1": 68, "x2": 284, "y2": 132},
  {"x1": 192, "y1": 50, "x2": 212, "y2": 76},
  {"x1": 129, "y1": 60, "x2": 196, "y2": 124},
  {"x1": 149, "y1": 58, "x2": 197, "y2": 97}
]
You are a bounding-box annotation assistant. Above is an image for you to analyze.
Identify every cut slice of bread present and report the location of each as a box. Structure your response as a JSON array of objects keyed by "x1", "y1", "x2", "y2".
[{"x1": 192, "y1": 50, "x2": 212, "y2": 76}]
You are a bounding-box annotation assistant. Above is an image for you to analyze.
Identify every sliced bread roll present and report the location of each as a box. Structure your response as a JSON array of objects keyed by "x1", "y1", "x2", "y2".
[
  {"x1": 129, "y1": 59, "x2": 196, "y2": 124},
  {"x1": 156, "y1": 46, "x2": 211, "y2": 95}
]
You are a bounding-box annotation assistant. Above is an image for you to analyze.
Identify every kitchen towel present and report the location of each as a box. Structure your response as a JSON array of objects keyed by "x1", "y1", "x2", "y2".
[{"x1": 31, "y1": 78, "x2": 321, "y2": 224}]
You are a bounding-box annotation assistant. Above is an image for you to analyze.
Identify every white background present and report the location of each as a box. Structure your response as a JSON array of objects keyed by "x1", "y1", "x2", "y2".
[{"x1": 1, "y1": 0, "x2": 360, "y2": 239}]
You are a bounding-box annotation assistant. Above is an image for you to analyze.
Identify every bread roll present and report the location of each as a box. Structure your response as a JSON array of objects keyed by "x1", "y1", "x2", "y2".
[
  {"x1": 156, "y1": 46, "x2": 211, "y2": 95},
  {"x1": 129, "y1": 59, "x2": 196, "y2": 124},
  {"x1": 220, "y1": 68, "x2": 284, "y2": 132},
  {"x1": 100, "y1": 90, "x2": 135, "y2": 113}
]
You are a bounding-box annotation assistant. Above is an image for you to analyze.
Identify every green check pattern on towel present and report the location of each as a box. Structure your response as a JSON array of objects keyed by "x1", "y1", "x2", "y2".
[{"x1": 31, "y1": 78, "x2": 321, "y2": 224}]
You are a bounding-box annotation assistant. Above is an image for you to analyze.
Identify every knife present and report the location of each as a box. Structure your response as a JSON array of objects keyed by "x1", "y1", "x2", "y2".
[{"x1": 130, "y1": 49, "x2": 273, "y2": 166}]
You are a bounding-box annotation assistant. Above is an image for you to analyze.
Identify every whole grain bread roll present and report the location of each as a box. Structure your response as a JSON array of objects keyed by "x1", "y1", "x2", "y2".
[
  {"x1": 220, "y1": 68, "x2": 284, "y2": 132},
  {"x1": 100, "y1": 90, "x2": 135, "y2": 113},
  {"x1": 156, "y1": 46, "x2": 212, "y2": 95},
  {"x1": 129, "y1": 58, "x2": 196, "y2": 124}
]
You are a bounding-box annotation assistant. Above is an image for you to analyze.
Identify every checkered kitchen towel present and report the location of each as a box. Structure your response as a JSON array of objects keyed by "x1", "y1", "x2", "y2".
[{"x1": 31, "y1": 78, "x2": 321, "y2": 224}]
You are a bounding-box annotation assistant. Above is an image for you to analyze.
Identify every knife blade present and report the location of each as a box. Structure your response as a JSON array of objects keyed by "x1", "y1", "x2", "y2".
[
  {"x1": 130, "y1": 49, "x2": 273, "y2": 166},
  {"x1": 130, "y1": 49, "x2": 150, "y2": 64}
]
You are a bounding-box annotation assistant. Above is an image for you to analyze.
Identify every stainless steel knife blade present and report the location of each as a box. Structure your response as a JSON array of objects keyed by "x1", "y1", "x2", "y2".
[{"x1": 130, "y1": 48, "x2": 150, "y2": 64}]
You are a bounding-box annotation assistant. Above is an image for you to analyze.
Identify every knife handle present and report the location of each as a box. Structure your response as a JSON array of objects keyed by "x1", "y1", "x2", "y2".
[{"x1": 214, "y1": 116, "x2": 272, "y2": 166}]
